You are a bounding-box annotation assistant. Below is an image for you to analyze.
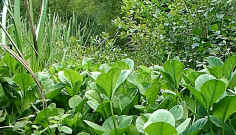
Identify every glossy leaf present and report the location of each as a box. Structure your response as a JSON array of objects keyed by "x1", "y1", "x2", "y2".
[
  {"x1": 58, "y1": 126, "x2": 72, "y2": 134},
  {"x1": 84, "y1": 120, "x2": 107, "y2": 134},
  {"x1": 163, "y1": 60, "x2": 184, "y2": 90},
  {"x1": 223, "y1": 55, "x2": 236, "y2": 79},
  {"x1": 145, "y1": 122, "x2": 178, "y2": 135},
  {"x1": 69, "y1": 95, "x2": 82, "y2": 109},
  {"x1": 213, "y1": 96, "x2": 236, "y2": 122},
  {"x1": 229, "y1": 71, "x2": 236, "y2": 89},
  {"x1": 144, "y1": 109, "x2": 175, "y2": 128},
  {"x1": 96, "y1": 68, "x2": 121, "y2": 98},
  {"x1": 195, "y1": 74, "x2": 215, "y2": 91},
  {"x1": 13, "y1": 73, "x2": 34, "y2": 91},
  {"x1": 176, "y1": 118, "x2": 191, "y2": 134},
  {"x1": 183, "y1": 118, "x2": 208, "y2": 135},
  {"x1": 169, "y1": 105, "x2": 184, "y2": 121}
]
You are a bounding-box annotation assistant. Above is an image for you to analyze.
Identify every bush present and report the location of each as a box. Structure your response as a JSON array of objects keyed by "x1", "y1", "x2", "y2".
[{"x1": 113, "y1": 0, "x2": 236, "y2": 67}]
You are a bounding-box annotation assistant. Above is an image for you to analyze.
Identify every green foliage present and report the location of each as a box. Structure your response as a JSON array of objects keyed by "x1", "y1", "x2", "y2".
[
  {"x1": 0, "y1": 55, "x2": 235, "y2": 134},
  {"x1": 113, "y1": 0, "x2": 236, "y2": 66},
  {"x1": 1, "y1": 0, "x2": 236, "y2": 134}
]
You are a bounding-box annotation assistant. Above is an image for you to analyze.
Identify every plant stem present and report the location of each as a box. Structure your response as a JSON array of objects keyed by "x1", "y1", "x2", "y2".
[{"x1": 110, "y1": 100, "x2": 118, "y2": 135}]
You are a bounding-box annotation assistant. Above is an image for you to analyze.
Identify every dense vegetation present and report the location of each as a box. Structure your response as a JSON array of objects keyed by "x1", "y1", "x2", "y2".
[{"x1": 0, "y1": 0, "x2": 236, "y2": 134}]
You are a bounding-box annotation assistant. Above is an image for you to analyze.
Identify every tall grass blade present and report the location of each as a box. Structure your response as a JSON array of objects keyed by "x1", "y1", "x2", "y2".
[
  {"x1": 1, "y1": 0, "x2": 9, "y2": 45},
  {"x1": 36, "y1": 0, "x2": 48, "y2": 45},
  {"x1": 13, "y1": 0, "x2": 23, "y2": 51}
]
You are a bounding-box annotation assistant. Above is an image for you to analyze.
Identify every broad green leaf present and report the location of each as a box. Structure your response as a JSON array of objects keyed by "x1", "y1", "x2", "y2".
[
  {"x1": 121, "y1": 58, "x2": 134, "y2": 70},
  {"x1": 84, "y1": 120, "x2": 107, "y2": 134},
  {"x1": 169, "y1": 105, "x2": 184, "y2": 121},
  {"x1": 176, "y1": 118, "x2": 191, "y2": 134},
  {"x1": 77, "y1": 132, "x2": 90, "y2": 135},
  {"x1": 13, "y1": 73, "x2": 34, "y2": 91},
  {"x1": 207, "y1": 56, "x2": 224, "y2": 78},
  {"x1": 136, "y1": 114, "x2": 151, "y2": 133},
  {"x1": 213, "y1": 96, "x2": 236, "y2": 122},
  {"x1": 63, "y1": 69, "x2": 83, "y2": 95},
  {"x1": 127, "y1": 66, "x2": 151, "y2": 95},
  {"x1": 114, "y1": 70, "x2": 132, "y2": 94},
  {"x1": 195, "y1": 74, "x2": 215, "y2": 91},
  {"x1": 0, "y1": 110, "x2": 6, "y2": 123},
  {"x1": 163, "y1": 60, "x2": 185, "y2": 90},
  {"x1": 96, "y1": 68, "x2": 121, "y2": 98},
  {"x1": 112, "y1": 89, "x2": 138, "y2": 113},
  {"x1": 209, "y1": 24, "x2": 218, "y2": 31},
  {"x1": 58, "y1": 126, "x2": 72, "y2": 134},
  {"x1": 144, "y1": 78, "x2": 161, "y2": 104},
  {"x1": 64, "y1": 69, "x2": 83, "y2": 85},
  {"x1": 85, "y1": 90, "x2": 101, "y2": 110},
  {"x1": 35, "y1": 108, "x2": 64, "y2": 126},
  {"x1": 183, "y1": 118, "x2": 208, "y2": 135},
  {"x1": 144, "y1": 109, "x2": 175, "y2": 128},
  {"x1": 223, "y1": 55, "x2": 236, "y2": 79},
  {"x1": 145, "y1": 122, "x2": 178, "y2": 135},
  {"x1": 229, "y1": 71, "x2": 236, "y2": 89},
  {"x1": 82, "y1": 58, "x2": 94, "y2": 66},
  {"x1": 207, "y1": 56, "x2": 224, "y2": 67},
  {"x1": 103, "y1": 115, "x2": 133, "y2": 134},
  {"x1": 201, "y1": 79, "x2": 227, "y2": 109},
  {"x1": 183, "y1": 69, "x2": 203, "y2": 86},
  {"x1": 186, "y1": 85, "x2": 206, "y2": 108},
  {"x1": 69, "y1": 95, "x2": 82, "y2": 109}
]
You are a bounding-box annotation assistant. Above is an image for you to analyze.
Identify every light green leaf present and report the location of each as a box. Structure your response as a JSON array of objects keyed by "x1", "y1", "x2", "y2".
[
  {"x1": 213, "y1": 96, "x2": 236, "y2": 122},
  {"x1": 63, "y1": 69, "x2": 83, "y2": 95},
  {"x1": 103, "y1": 115, "x2": 133, "y2": 133},
  {"x1": 64, "y1": 69, "x2": 83, "y2": 85},
  {"x1": 163, "y1": 60, "x2": 185, "y2": 90},
  {"x1": 96, "y1": 68, "x2": 121, "y2": 98},
  {"x1": 77, "y1": 132, "x2": 90, "y2": 135},
  {"x1": 169, "y1": 105, "x2": 184, "y2": 121},
  {"x1": 209, "y1": 24, "x2": 218, "y2": 31},
  {"x1": 13, "y1": 73, "x2": 34, "y2": 91},
  {"x1": 69, "y1": 95, "x2": 82, "y2": 109},
  {"x1": 35, "y1": 108, "x2": 64, "y2": 126},
  {"x1": 84, "y1": 120, "x2": 107, "y2": 134},
  {"x1": 186, "y1": 85, "x2": 206, "y2": 108},
  {"x1": 145, "y1": 122, "x2": 178, "y2": 135},
  {"x1": 121, "y1": 58, "x2": 134, "y2": 70},
  {"x1": 207, "y1": 56, "x2": 224, "y2": 67},
  {"x1": 200, "y1": 79, "x2": 227, "y2": 109},
  {"x1": 223, "y1": 55, "x2": 236, "y2": 79},
  {"x1": 58, "y1": 126, "x2": 72, "y2": 134},
  {"x1": 207, "y1": 56, "x2": 224, "y2": 78},
  {"x1": 144, "y1": 78, "x2": 161, "y2": 104},
  {"x1": 176, "y1": 118, "x2": 191, "y2": 134},
  {"x1": 145, "y1": 109, "x2": 175, "y2": 128},
  {"x1": 85, "y1": 90, "x2": 101, "y2": 111},
  {"x1": 183, "y1": 118, "x2": 208, "y2": 135},
  {"x1": 136, "y1": 114, "x2": 151, "y2": 133},
  {"x1": 229, "y1": 71, "x2": 236, "y2": 89},
  {"x1": 195, "y1": 74, "x2": 215, "y2": 91}
]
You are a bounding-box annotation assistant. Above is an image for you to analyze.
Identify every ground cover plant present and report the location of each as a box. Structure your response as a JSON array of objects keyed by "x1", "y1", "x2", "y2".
[
  {"x1": 0, "y1": 0, "x2": 236, "y2": 135},
  {"x1": 0, "y1": 53, "x2": 236, "y2": 134}
]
